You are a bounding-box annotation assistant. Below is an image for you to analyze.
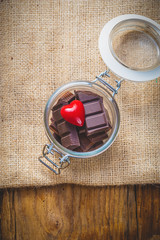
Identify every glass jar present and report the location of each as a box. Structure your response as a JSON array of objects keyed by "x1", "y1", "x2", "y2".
[{"x1": 39, "y1": 14, "x2": 160, "y2": 174}]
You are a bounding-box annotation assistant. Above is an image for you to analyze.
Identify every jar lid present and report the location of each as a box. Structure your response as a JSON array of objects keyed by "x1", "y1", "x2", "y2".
[{"x1": 99, "y1": 14, "x2": 160, "y2": 82}]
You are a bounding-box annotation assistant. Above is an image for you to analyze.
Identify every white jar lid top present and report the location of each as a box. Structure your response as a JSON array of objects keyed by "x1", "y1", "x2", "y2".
[{"x1": 99, "y1": 14, "x2": 160, "y2": 82}]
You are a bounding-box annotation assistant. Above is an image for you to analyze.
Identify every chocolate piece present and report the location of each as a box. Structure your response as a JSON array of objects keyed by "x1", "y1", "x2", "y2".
[
  {"x1": 85, "y1": 112, "x2": 109, "y2": 135},
  {"x1": 57, "y1": 121, "x2": 77, "y2": 137},
  {"x1": 88, "y1": 131, "x2": 108, "y2": 143},
  {"x1": 49, "y1": 118, "x2": 61, "y2": 142},
  {"x1": 78, "y1": 124, "x2": 86, "y2": 134},
  {"x1": 57, "y1": 92, "x2": 75, "y2": 105},
  {"x1": 75, "y1": 140, "x2": 103, "y2": 152},
  {"x1": 88, "y1": 141, "x2": 103, "y2": 151},
  {"x1": 78, "y1": 133, "x2": 95, "y2": 152},
  {"x1": 104, "y1": 108, "x2": 112, "y2": 132},
  {"x1": 86, "y1": 112, "x2": 107, "y2": 129},
  {"x1": 83, "y1": 99, "x2": 103, "y2": 117},
  {"x1": 52, "y1": 106, "x2": 64, "y2": 123},
  {"x1": 50, "y1": 117, "x2": 54, "y2": 122},
  {"x1": 53, "y1": 133, "x2": 61, "y2": 143},
  {"x1": 61, "y1": 133, "x2": 80, "y2": 150},
  {"x1": 100, "y1": 100, "x2": 112, "y2": 132},
  {"x1": 49, "y1": 120, "x2": 59, "y2": 135},
  {"x1": 75, "y1": 90, "x2": 100, "y2": 103},
  {"x1": 74, "y1": 146, "x2": 83, "y2": 152}
]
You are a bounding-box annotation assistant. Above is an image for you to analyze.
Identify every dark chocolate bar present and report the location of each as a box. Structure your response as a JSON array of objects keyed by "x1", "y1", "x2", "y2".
[{"x1": 75, "y1": 91, "x2": 110, "y2": 136}]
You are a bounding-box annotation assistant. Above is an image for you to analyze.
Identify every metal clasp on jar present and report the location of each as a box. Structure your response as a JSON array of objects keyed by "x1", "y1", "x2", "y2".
[
  {"x1": 39, "y1": 143, "x2": 70, "y2": 175},
  {"x1": 92, "y1": 69, "x2": 124, "y2": 97}
]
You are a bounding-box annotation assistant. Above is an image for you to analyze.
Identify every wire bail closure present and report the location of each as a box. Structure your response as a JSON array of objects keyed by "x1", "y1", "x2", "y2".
[
  {"x1": 39, "y1": 143, "x2": 70, "y2": 175},
  {"x1": 92, "y1": 69, "x2": 123, "y2": 97}
]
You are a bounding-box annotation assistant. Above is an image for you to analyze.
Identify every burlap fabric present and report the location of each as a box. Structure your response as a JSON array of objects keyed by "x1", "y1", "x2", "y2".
[{"x1": 0, "y1": 0, "x2": 160, "y2": 188}]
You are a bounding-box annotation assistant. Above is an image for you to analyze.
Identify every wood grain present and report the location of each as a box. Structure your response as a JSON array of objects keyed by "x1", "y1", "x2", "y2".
[{"x1": 0, "y1": 185, "x2": 160, "y2": 240}]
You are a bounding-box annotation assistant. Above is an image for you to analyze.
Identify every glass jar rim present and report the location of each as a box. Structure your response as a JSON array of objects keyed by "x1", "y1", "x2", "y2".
[
  {"x1": 99, "y1": 14, "x2": 160, "y2": 81},
  {"x1": 44, "y1": 81, "x2": 120, "y2": 158}
]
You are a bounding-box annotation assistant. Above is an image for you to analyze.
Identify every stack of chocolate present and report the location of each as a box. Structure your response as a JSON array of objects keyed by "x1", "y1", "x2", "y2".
[{"x1": 50, "y1": 91, "x2": 112, "y2": 152}]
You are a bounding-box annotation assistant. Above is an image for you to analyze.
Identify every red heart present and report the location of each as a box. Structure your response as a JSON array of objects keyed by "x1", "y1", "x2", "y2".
[{"x1": 60, "y1": 100, "x2": 85, "y2": 127}]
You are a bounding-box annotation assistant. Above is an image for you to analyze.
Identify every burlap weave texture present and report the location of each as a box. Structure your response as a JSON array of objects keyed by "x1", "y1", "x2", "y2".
[{"x1": 0, "y1": 0, "x2": 160, "y2": 188}]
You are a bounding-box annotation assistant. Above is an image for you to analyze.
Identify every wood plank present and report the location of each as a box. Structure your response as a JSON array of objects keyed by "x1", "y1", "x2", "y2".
[
  {"x1": 0, "y1": 185, "x2": 160, "y2": 240},
  {"x1": 136, "y1": 185, "x2": 160, "y2": 240}
]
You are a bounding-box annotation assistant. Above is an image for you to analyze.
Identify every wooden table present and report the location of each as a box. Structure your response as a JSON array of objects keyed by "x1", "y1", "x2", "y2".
[{"x1": 0, "y1": 184, "x2": 160, "y2": 240}]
